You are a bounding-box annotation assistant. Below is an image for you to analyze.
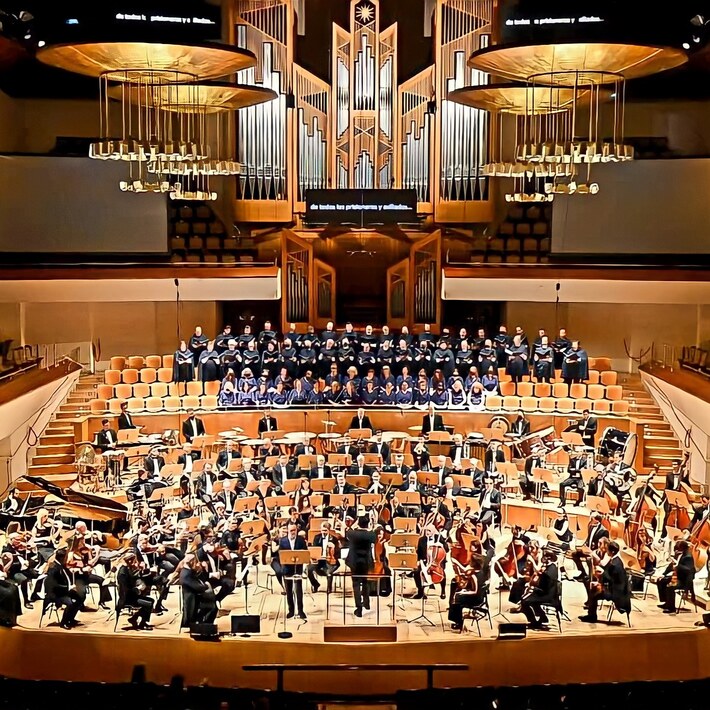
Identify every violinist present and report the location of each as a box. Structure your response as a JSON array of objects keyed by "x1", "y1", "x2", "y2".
[
  {"x1": 571, "y1": 512, "x2": 610, "y2": 580},
  {"x1": 3, "y1": 532, "x2": 40, "y2": 609},
  {"x1": 552, "y1": 510, "x2": 574, "y2": 550},
  {"x1": 440, "y1": 475, "x2": 462, "y2": 500},
  {"x1": 521, "y1": 548, "x2": 559, "y2": 630},
  {"x1": 68, "y1": 521, "x2": 112, "y2": 609},
  {"x1": 635, "y1": 525, "x2": 657, "y2": 576},
  {"x1": 116, "y1": 552, "x2": 155, "y2": 631},
  {"x1": 579, "y1": 540, "x2": 631, "y2": 623},
  {"x1": 448, "y1": 554, "x2": 486, "y2": 631},
  {"x1": 656, "y1": 539, "x2": 695, "y2": 613},
  {"x1": 45, "y1": 548, "x2": 86, "y2": 630},
  {"x1": 367, "y1": 470, "x2": 387, "y2": 495},
  {"x1": 216, "y1": 441, "x2": 242, "y2": 475},
  {"x1": 195, "y1": 463, "x2": 219, "y2": 503},
  {"x1": 180, "y1": 552, "x2": 218, "y2": 626},
  {"x1": 386, "y1": 453, "x2": 411, "y2": 478},
  {"x1": 307, "y1": 521, "x2": 341, "y2": 594},
  {"x1": 0, "y1": 555, "x2": 22, "y2": 627},
  {"x1": 133, "y1": 534, "x2": 174, "y2": 613},
  {"x1": 559, "y1": 453, "x2": 587, "y2": 508},
  {"x1": 413, "y1": 525, "x2": 448, "y2": 600},
  {"x1": 31, "y1": 508, "x2": 59, "y2": 564},
  {"x1": 197, "y1": 532, "x2": 236, "y2": 604},
  {"x1": 215, "y1": 479, "x2": 239, "y2": 515},
  {"x1": 431, "y1": 455, "x2": 452, "y2": 487}
]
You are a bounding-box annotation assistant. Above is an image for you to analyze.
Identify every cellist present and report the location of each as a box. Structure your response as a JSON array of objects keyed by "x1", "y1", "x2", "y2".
[
  {"x1": 492, "y1": 525, "x2": 528, "y2": 590},
  {"x1": 413, "y1": 524, "x2": 448, "y2": 600}
]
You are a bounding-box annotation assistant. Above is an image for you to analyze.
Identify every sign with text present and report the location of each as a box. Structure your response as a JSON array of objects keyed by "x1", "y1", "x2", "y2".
[{"x1": 305, "y1": 189, "x2": 419, "y2": 226}]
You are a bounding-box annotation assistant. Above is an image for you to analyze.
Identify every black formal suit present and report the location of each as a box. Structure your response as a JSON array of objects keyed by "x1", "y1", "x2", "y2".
[
  {"x1": 118, "y1": 412, "x2": 137, "y2": 430},
  {"x1": 510, "y1": 418, "x2": 531, "y2": 437},
  {"x1": 448, "y1": 444, "x2": 467, "y2": 470},
  {"x1": 182, "y1": 416, "x2": 205, "y2": 442},
  {"x1": 309, "y1": 465, "x2": 332, "y2": 479},
  {"x1": 279, "y1": 535, "x2": 307, "y2": 617},
  {"x1": 577, "y1": 416, "x2": 598, "y2": 448},
  {"x1": 332, "y1": 481, "x2": 355, "y2": 495},
  {"x1": 349, "y1": 414, "x2": 373, "y2": 431},
  {"x1": 180, "y1": 565, "x2": 217, "y2": 627},
  {"x1": 478, "y1": 487, "x2": 502, "y2": 526},
  {"x1": 143, "y1": 456, "x2": 165, "y2": 478},
  {"x1": 346, "y1": 527, "x2": 378, "y2": 613},
  {"x1": 216, "y1": 449, "x2": 242, "y2": 471},
  {"x1": 258, "y1": 416, "x2": 279, "y2": 435},
  {"x1": 215, "y1": 489, "x2": 239, "y2": 514},
  {"x1": 45, "y1": 561, "x2": 86, "y2": 627},
  {"x1": 177, "y1": 451, "x2": 201, "y2": 473},
  {"x1": 386, "y1": 464, "x2": 411, "y2": 478},
  {"x1": 195, "y1": 471, "x2": 218, "y2": 500},
  {"x1": 522, "y1": 563, "x2": 559, "y2": 626},
  {"x1": 116, "y1": 565, "x2": 154, "y2": 627},
  {"x1": 657, "y1": 551, "x2": 695, "y2": 611},
  {"x1": 337, "y1": 444, "x2": 360, "y2": 459},
  {"x1": 559, "y1": 457, "x2": 586, "y2": 505},
  {"x1": 587, "y1": 556, "x2": 631, "y2": 620},
  {"x1": 95, "y1": 428, "x2": 118, "y2": 452},
  {"x1": 348, "y1": 464, "x2": 374, "y2": 478},
  {"x1": 421, "y1": 413, "x2": 444, "y2": 436},
  {"x1": 272, "y1": 464, "x2": 296, "y2": 490},
  {"x1": 307, "y1": 533, "x2": 341, "y2": 592},
  {"x1": 484, "y1": 447, "x2": 506, "y2": 474},
  {"x1": 294, "y1": 443, "x2": 317, "y2": 458},
  {"x1": 572, "y1": 521, "x2": 610, "y2": 576},
  {"x1": 368, "y1": 441, "x2": 390, "y2": 465}
]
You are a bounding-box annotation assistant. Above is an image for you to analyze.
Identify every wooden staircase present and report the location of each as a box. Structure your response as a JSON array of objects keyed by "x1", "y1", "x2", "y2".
[
  {"x1": 26, "y1": 373, "x2": 101, "y2": 477},
  {"x1": 622, "y1": 374, "x2": 684, "y2": 473}
]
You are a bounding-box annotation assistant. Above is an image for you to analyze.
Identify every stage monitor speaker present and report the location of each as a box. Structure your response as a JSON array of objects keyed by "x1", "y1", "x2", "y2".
[
  {"x1": 190, "y1": 623, "x2": 220, "y2": 641},
  {"x1": 497, "y1": 622, "x2": 527, "y2": 640},
  {"x1": 323, "y1": 624, "x2": 397, "y2": 643},
  {"x1": 231, "y1": 614, "x2": 261, "y2": 635},
  {"x1": 696, "y1": 612, "x2": 710, "y2": 627}
]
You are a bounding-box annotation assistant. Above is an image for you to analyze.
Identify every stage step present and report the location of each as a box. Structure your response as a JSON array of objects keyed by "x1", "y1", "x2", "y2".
[
  {"x1": 39, "y1": 434, "x2": 74, "y2": 446},
  {"x1": 32, "y1": 453, "x2": 74, "y2": 465},
  {"x1": 27, "y1": 463, "x2": 75, "y2": 475},
  {"x1": 35, "y1": 444, "x2": 74, "y2": 456}
]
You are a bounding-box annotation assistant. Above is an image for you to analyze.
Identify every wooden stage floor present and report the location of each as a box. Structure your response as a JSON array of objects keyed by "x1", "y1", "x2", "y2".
[{"x1": 2, "y1": 536, "x2": 709, "y2": 694}]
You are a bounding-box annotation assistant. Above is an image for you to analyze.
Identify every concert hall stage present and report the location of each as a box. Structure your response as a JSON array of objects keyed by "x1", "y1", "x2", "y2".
[{"x1": 1, "y1": 577, "x2": 708, "y2": 694}]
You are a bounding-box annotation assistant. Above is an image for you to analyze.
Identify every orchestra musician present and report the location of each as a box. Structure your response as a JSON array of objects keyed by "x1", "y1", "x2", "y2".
[
  {"x1": 117, "y1": 401, "x2": 138, "y2": 431},
  {"x1": 180, "y1": 553, "x2": 218, "y2": 627},
  {"x1": 257, "y1": 409, "x2": 279, "y2": 435},
  {"x1": 182, "y1": 409, "x2": 205, "y2": 443},
  {"x1": 448, "y1": 554, "x2": 487, "y2": 631},
  {"x1": 95, "y1": 419, "x2": 119, "y2": 452},
  {"x1": 520, "y1": 548, "x2": 559, "y2": 630},
  {"x1": 3, "y1": 532, "x2": 40, "y2": 609},
  {"x1": 45, "y1": 548, "x2": 86, "y2": 630},
  {"x1": 195, "y1": 463, "x2": 219, "y2": 502},
  {"x1": 413, "y1": 525, "x2": 448, "y2": 599},
  {"x1": 478, "y1": 477, "x2": 501, "y2": 528},
  {"x1": 571, "y1": 512, "x2": 610, "y2": 580},
  {"x1": 566, "y1": 409, "x2": 597, "y2": 449},
  {"x1": 349, "y1": 407, "x2": 373, "y2": 431},
  {"x1": 484, "y1": 441, "x2": 505, "y2": 477},
  {"x1": 349, "y1": 454, "x2": 374, "y2": 478},
  {"x1": 386, "y1": 453, "x2": 411, "y2": 477},
  {"x1": 660, "y1": 459, "x2": 691, "y2": 538},
  {"x1": 216, "y1": 441, "x2": 242, "y2": 473},
  {"x1": 177, "y1": 443, "x2": 201, "y2": 476},
  {"x1": 310, "y1": 454, "x2": 332, "y2": 479},
  {"x1": 307, "y1": 521, "x2": 341, "y2": 594},
  {"x1": 421, "y1": 404, "x2": 445, "y2": 436},
  {"x1": 67, "y1": 521, "x2": 112, "y2": 608},
  {"x1": 656, "y1": 540, "x2": 695, "y2": 613},
  {"x1": 369, "y1": 430, "x2": 391, "y2": 465},
  {"x1": 143, "y1": 447, "x2": 165, "y2": 478},
  {"x1": 279, "y1": 521, "x2": 308, "y2": 621},
  {"x1": 345, "y1": 515, "x2": 378, "y2": 617},
  {"x1": 510, "y1": 411, "x2": 531, "y2": 437},
  {"x1": 579, "y1": 540, "x2": 631, "y2": 623},
  {"x1": 116, "y1": 552, "x2": 155, "y2": 631},
  {"x1": 197, "y1": 533, "x2": 236, "y2": 604},
  {"x1": 559, "y1": 453, "x2": 587, "y2": 507}
]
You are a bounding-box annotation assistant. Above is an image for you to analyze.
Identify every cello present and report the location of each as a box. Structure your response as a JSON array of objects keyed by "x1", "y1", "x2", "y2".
[
  {"x1": 371, "y1": 525, "x2": 392, "y2": 596},
  {"x1": 493, "y1": 526, "x2": 527, "y2": 588}
]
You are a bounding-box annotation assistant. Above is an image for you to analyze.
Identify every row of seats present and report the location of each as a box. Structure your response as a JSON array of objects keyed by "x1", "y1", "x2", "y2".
[
  {"x1": 499, "y1": 381, "x2": 623, "y2": 400},
  {"x1": 104, "y1": 367, "x2": 175, "y2": 386},
  {"x1": 109, "y1": 356, "x2": 171, "y2": 371},
  {"x1": 169, "y1": 251, "x2": 259, "y2": 264},
  {"x1": 98, "y1": 381, "x2": 220, "y2": 400},
  {"x1": 91, "y1": 395, "x2": 630, "y2": 415}
]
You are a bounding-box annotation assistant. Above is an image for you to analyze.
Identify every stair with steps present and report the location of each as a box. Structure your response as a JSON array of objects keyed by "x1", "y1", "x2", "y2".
[
  {"x1": 26, "y1": 374, "x2": 100, "y2": 478},
  {"x1": 621, "y1": 374, "x2": 684, "y2": 474}
]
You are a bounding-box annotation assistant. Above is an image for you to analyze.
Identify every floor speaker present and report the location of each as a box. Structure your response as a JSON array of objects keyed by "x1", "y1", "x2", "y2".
[
  {"x1": 190, "y1": 623, "x2": 220, "y2": 641},
  {"x1": 497, "y1": 622, "x2": 527, "y2": 640}
]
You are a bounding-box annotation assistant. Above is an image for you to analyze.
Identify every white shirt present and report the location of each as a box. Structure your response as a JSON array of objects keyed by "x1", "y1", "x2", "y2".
[
  {"x1": 321, "y1": 535, "x2": 329, "y2": 557},
  {"x1": 105, "y1": 430, "x2": 114, "y2": 445},
  {"x1": 289, "y1": 536, "x2": 297, "y2": 550},
  {"x1": 452, "y1": 446, "x2": 462, "y2": 467},
  {"x1": 224, "y1": 490, "x2": 233, "y2": 512},
  {"x1": 190, "y1": 418, "x2": 199, "y2": 438},
  {"x1": 205, "y1": 475, "x2": 214, "y2": 496},
  {"x1": 316, "y1": 467, "x2": 325, "y2": 478},
  {"x1": 482, "y1": 489, "x2": 493, "y2": 509},
  {"x1": 184, "y1": 455, "x2": 193, "y2": 474}
]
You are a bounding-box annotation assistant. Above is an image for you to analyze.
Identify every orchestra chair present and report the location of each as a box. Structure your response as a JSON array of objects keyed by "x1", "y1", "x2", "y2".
[
  {"x1": 588, "y1": 357, "x2": 597, "y2": 370},
  {"x1": 97, "y1": 384, "x2": 115, "y2": 400},
  {"x1": 538, "y1": 397, "x2": 555, "y2": 413},
  {"x1": 569, "y1": 383, "x2": 587, "y2": 399},
  {"x1": 157, "y1": 367, "x2": 173, "y2": 383},
  {"x1": 145, "y1": 397, "x2": 163, "y2": 413},
  {"x1": 675, "y1": 585, "x2": 699, "y2": 613},
  {"x1": 458, "y1": 583, "x2": 492, "y2": 636},
  {"x1": 127, "y1": 397, "x2": 145, "y2": 413},
  {"x1": 484, "y1": 395, "x2": 502, "y2": 411},
  {"x1": 552, "y1": 383, "x2": 569, "y2": 399},
  {"x1": 556, "y1": 398, "x2": 574, "y2": 414},
  {"x1": 534, "y1": 382, "x2": 551, "y2": 398},
  {"x1": 186, "y1": 381, "x2": 204, "y2": 397},
  {"x1": 497, "y1": 368, "x2": 511, "y2": 382},
  {"x1": 181, "y1": 395, "x2": 201, "y2": 410},
  {"x1": 145, "y1": 355, "x2": 162, "y2": 369},
  {"x1": 132, "y1": 383, "x2": 150, "y2": 399},
  {"x1": 612, "y1": 400, "x2": 630, "y2": 415},
  {"x1": 585, "y1": 370, "x2": 601, "y2": 385},
  {"x1": 109, "y1": 357, "x2": 126, "y2": 371},
  {"x1": 38, "y1": 598, "x2": 62, "y2": 628},
  {"x1": 605, "y1": 385, "x2": 623, "y2": 401},
  {"x1": 139, "y1": 368, "x2": 157, "y2": 385},
  {"x1": 150, "y1": 382, "x2": 168, "y2": 398},
  {"x1": 538, "y1": 580, "x2": 569, "y2": 633},
  {"x1": 520, "y1": 396, "x2": 537, "y2": 413},
  {"x1": 108, "y1": 399, "x2": 124, "y2": 415},
  {"x1": 200, "y1": 395, "x2": 218, "y2": 410},
  {"x1": 164, "y1": 396, "x2": 181, "y2": 412},
  {"x1": 594, "y1": 357, "x2": 612, "y2": 371},
  {"x1": 499, "y1": 381, "x2": 516, "y2": 397},
  {"x1": 606, "y1": 602, "x2": 632, "y2": 627},
  {"x1": 600, "y1": 370, "x2": 618, "y2": 386},
  {"x1": 573, "y1": 398, "x2": 593, "y2": 413},
  {"x1": 516, "y1": 382, "x2": 534, "y2": 398},
  {"x1": 127, "y1": 356, "x2": 145, "y2": 370},
  {"x1": 162, "y1": 354, "x2": 174, "y2": 369},
  {"x1": 204, "y1": 380, "x2": 221, "y2": 396},
  {"x1": 587, "y1": 384, "x2": 605, "y2": 401},
  {"x1": 90, "y1": 399, "x2": 108, "y2": 415},
  {"x1": 122, "y1": 368, "x2": 139, "y2": 385},
  {"x1": 104, "y1": 369, "x2": 121, "y2": 386},
  {"x1": 502, "y1": 395, "x2": 520, "y2": 411},
  {"x1": 592, "y1": 400, "x2": 611, "y2": 414}
]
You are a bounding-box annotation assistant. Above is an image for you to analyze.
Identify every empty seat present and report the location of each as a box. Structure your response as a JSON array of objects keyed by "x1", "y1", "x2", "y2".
[
  {"x1": 586, "y1": 370, "x2": 600, "y2": 385},
  {"x1": 526, "y1": 206, "x2": 541, "y2": 220},
  {"x1": 612, "y1": 400, "x2": 630, "y2": 415},
  {"x1": 538, "y1": 397, "x2": 555, "y2": 412},
  {"x1": 552, "y1": 383, "x2": 569, "y2": 398},
  {"x1": 122, "y1": 368, "x2": 139, "y2": 385},
  {"x1": 522, "y1": 238, "x2": 538, "y2": 252},
  {"x1": 163, "y1": 396, "x2": 181, "y2": 412},
  {"x1": 485, "y1": 395, "x2": 502, "y2": 411},
  {"x1": 592, "y1": 400, "x2": 611, "y2": 414},
  {"x1": 499, "y1": 222, "x2": 514, "y2": 236},
  {"x1": 109, "y1": 357, "x2": 126, "y2": 371},
  {"x1": 532, "y1": 221, "x2": 548, "y2": 236},
  {"x1": 90, "y1": 399, "x2": 107, "y2": 414},
  {"x1": 534, "y1": 382, "x2": 551, "y2": 398},
  {"x1": 127, "y1": 356, "x2": 145, "y2": 369},
  {"x1": 145, "y1": 355, "x2": 162, "y2": 369},
  {"x1": 104, "y1": 370, "x2": 121, "y2": 386},
  {"x1": 97, "y1": 384, "x2": 114, "y2": 400},
  {"x1": 587, "y1": 384, "x2": 605, "y2": 400},
  {"x1": 600, "y1": 371, "x2": 618, "y2": 386},
  {"x1": 182, "y1": 395, "x2": 201, "y2": 410},
  {"x1": 186, "y1": 381, "x2": 204, "y2": 397},
  {"x1": 168, "y1": 383, "x2": 183, "y2": 397},
  {"x1": 163, "y1": 354, "x2": 174, "y2": 369},
  {"x1": 521, "y1": 396, "x2": 538, "y2": 412},
  {"x1": 145, "y1": 397, "x2": 164, "y2": 412},
  {"x1": 107, "y1": 399, "x2": 123, "y2": 415},
  {"x1": 503, "y1": 395, "x2": 521, "y2": 410},
  {"x1": 126, "y1": 397, "x2": 145, "y2": 412},
  {"x1": 204, "y1": 380, "x2": 221, "y2": 396},
  {"x1": 516, "y1": 382, "x2": 534, "y2": 398},
  {"x1": 570, "y1": 383, "x2": 587, "y2": 399},
  {"x1": 150, "y1": 382, "x2": 168, "y2": 398},
  {"x1": 500, "y1": 381, "x2": 516, "y2": 397},
  {"x1": 594, "y1": 357, "x2": 612, "y2": 371},
  {"x1": 157, "y1": 367, "x2": 173, "y2": 383},
  {"x1": 140, "y1": 368, "x2": 157, "y2": 384},
  {"x1": 574, "y1": 398, "x2": 593, "y2": 413},
  {"x1": 606, "y1": 385, "x2": 623, "y2": 401},
  {"x1": 200, "y1": 395, "x2": 218, "y2": 410},
  {"x1": 556, "y1": 398, "x2": 574, "y2": 413},
  {"x1": 114, "y1": 383, "x2": 132, "y2": 400},
  {"x1": 132, "y1": 383, "x2": 150, "y2": 399}
]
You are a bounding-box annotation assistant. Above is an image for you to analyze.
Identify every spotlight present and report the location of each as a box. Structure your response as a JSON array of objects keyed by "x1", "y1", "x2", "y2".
[
  {"x1": 690, "y1": 14, "x2": 705, "y2": 27},
  {"x1": 694, "y1": 36, "x2": 701, "y2": 43},
  {"x1": 18, "y1": 11, "x2": 33, "y2": 22},
  {"x1": 37, "y1": 40, "x2": 45, "y2": 47},
  {"x1": 683, "y1": 42, "x2": 691, "y2": 49}
]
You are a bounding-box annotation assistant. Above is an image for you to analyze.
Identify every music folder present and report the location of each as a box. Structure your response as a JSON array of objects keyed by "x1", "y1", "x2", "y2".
[
  {"x1": 329, "y1": 493, "x2": 356, "y2": 508},
  {"x1": 389, "y1": 551, "x2": 418, "y2": 570},
  {"x1": 380, "y1": 472, "x2": 403, "y2": 487}
]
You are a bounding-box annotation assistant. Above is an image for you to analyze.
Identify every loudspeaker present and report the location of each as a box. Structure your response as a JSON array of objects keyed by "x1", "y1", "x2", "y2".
[
  {"x1": 696, "y1": 612, "x2": 710, "y2": 627},
  {"x1": 231, "y1": 614, "x2": 261, "y2": 635},
  {"x1": 190, "y1": 623, "x2": 219, "y2": 641},
  {"x1": 497, "y1": 622, "x2": 527, "y2": 640}
]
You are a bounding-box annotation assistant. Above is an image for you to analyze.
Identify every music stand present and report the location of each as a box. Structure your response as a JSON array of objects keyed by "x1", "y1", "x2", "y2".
[
  {"x1": 389, "y1": 551, "x2": 418, "y2": 617},
  {"x1": 329, "y1": 493, "x2": 356, "y2": 510},
  {"x1": 359, "y1": 493, "x2": 380, "y2": 507},
  {"x1": 277, "y1": 549, "x2": 311, "y2": 638},
  {"x1": 346, "y1": 475, "x2": 371, "y2": 490},
  {"x1": 390, "y1": 532, "x2": 418, "y2": 550},
  {"x1": 282, "y1": 478, "x2": 302, "y2": 494},
  {"x1": 531, "y1": 467, "x2": 558, "y2": 504},
  {"x1": 481, "y1": 427, "x2": 505, "y2": 443},
  {"x1": 348, "y1": 428, "x2": 373, "y2": 441},
  {"x1": 380, "y1": 472, "x2": 403, "y2": 487},
  {"x1": 234, "y1": 497, "x2": 258, "y2": 514},
  {"x1": 394, "y1": 517, "x2": 417, "y2": 532},
  {"x1": 417, "y1": 471, "x2": 441, "y2": 489},
  {"x1": 311, "y1": 478, "x2": 335, "y2": 492},
  {"x1": 451, "y1": 474, "x2": 474, "y2": 491}
]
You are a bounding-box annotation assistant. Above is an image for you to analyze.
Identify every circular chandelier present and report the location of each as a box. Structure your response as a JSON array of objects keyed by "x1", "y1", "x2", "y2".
[{"x1": 451, "y1": 42, "x2": 688, "y2": 201}]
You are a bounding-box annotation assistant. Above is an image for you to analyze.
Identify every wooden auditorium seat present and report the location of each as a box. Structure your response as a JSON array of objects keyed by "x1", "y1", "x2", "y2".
[
  {"x1": 592, "y1": 400, "x2": 611, "y2": 414},
  {"x1": 612, "y1": 400, "x2": 630, "y2": 415},
  {"x1": 605, "y1": 385, "x2": 623, "y2": 401},
  {"x1": 594, "y1": 357, "x2": 612, "y2": 371},
  {"x1": 200, "y1": 395, "x2": 218, "y2": 410},
  {"x1": 90, "y1": 399, "x2": 107, "y2": 414},
  {"x1": 569, "y1": 383, "x2": 587, "y2": 399},
  {"x1": 586, "y1": 370, "x2": 601, "y2": 385},
  {"x1": 538, "y1": 397, "x2": 555, "y2": 412},
  {"x1": 552, "y1": 383, "x2": 569, "y2": 398},
  {"x1": 204, "y1": 381, "x2": 220, "y2": 396},
  {"x1": 556, "y1": 398, "x2": 574, "y2": 413},
  {"x1": 114, "y1": 383, "x2": 132, "y2": 400},
  {"x1": 186, "y1": 382, "x2": 204, "y2": 397},
  {"x1": 503, "y1": 395, "x2": 521, "y2": 410},
  {"x1": 163, "y1": 396, "x2": 181, "y2": 412},
  {"x1": 150, "y1": 383, "x2": 168, "y2": 398},
  {"x1": 587, "y1": 384, "x2": 605, "y2": 400},
  {"x1": 107, "y1": 399, "x2": 123, "y2": 415},
  {"x1": 600, "y1": 371, "x2": 618, "y2": 386},
  {"x1": 574, "y1": 398, "x2": 593, "y2": 413},
  {"x1": 520, "y1": 396, "x2": 538, "y2": 412},
  {"x1": 500, "y1": 381, "x2": 516, "y2": 397},
  {"x1": 145, "y1": 355, "x2": 162, "y2": 369},
  {"x1": 168, "y1": 383, "x2": 183, "y2": 397},
  {"x1": 109, "y1": 357, "x2": 126, "y2": 371},
  {"x1": 145, "y1": 397, "x2": 164, "y2": 412},
  {"x1": 97, "y1": 384, "x2": 114, "y2": 400},
  {"x1": 127, "y1": 397, "x2": 145, "y2": 412},
  {"x1": 157, "y1": 368, "x2": 173, "y2": 383},
  {"x1": 127, "y1": 356, "x2": 145, "y2": 370},
  {"x1": 485, "y1": 395, "x2": 502, "y2": 411},
  {"x1": 182, "y1": 395, "x2": 201, "y2": 410},
  {"x1": 104, "y1": 370, "x2": 121, "y2": 386},
  {"x1": 162, "y1": 354, "x2": 174, "y2": 369},
  {"x1": 516, "y1": 382, "x2": 534, "y2": 398},
  {"x1": 132, "y1": 383, "x2": 150, "y2": 399},
  {"x1": 533, "y1": 382, "x2": 551, "y2": 398},
  {"x1": 139, "y1": 368, "x2": 157, "y2": 384},
  {"x1": 121, "y1": 368, "x2": 139, "y2": 385}
]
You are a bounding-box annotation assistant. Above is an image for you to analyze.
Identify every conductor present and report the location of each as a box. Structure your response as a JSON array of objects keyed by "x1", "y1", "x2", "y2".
[{"x1": 346, "y1": 515, "x2": 378, "y2": 617}]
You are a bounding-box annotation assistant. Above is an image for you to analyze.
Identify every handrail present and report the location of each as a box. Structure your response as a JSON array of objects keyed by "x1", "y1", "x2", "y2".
[{"x1": 242, "y1": 663, "x2": 468, "y2": 692}]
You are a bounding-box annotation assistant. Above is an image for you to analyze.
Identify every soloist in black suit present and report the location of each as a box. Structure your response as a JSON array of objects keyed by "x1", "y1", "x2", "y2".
[{"x1": 345, "y1": 528, "x2": 377, "y2": 614}]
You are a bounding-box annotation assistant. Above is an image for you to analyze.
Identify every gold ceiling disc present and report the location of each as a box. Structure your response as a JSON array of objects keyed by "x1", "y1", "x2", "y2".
[
  {"x1": 107, "y1": 82, "x2": 278, "y2": 113},
  {"x1": 37, "y1": 41, "x2": 256, "y2": 82},
  {"x1": 447, "y1": 83, "x2": 612, "y2": 114},
  {"x1": 468, "y1": 42, "x2": 688, "y2": 84}
]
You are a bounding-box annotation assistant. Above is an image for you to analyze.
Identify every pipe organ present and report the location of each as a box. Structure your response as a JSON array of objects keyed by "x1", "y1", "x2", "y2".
[{"x1": 232, "y1": 0, "x2": 494, "y2": 223}]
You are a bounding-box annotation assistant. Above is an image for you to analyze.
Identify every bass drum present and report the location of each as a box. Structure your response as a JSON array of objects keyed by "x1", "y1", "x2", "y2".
[{"x1": 599, "y1": 427, "x2": 637, "y2": 467}]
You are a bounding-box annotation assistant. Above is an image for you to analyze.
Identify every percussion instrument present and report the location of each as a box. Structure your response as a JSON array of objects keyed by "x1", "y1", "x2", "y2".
[
  {"x1": 518, "y1": 426, "x2": 558, "y2": 458},
  {"x1": 232, "y1": 427, "x2": 244, "y2": 433},
  {"x1": 284, "y1": 431, "x2": 316, "y2": 441},
  {"x1": 381, "y1": 430, "x2": 409, "y2": 442},
  {"x1": 219, "y1": 431, "x2": 243, "y2": 440},
  {"x1": 598, "y1": 428, "x2": 637, "y2": 466}
]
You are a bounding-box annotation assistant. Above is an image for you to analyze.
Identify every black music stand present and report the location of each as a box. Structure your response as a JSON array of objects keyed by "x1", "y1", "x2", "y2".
[{"x1": 277, "y1": 549, "x2": 311, "y2": 639}]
